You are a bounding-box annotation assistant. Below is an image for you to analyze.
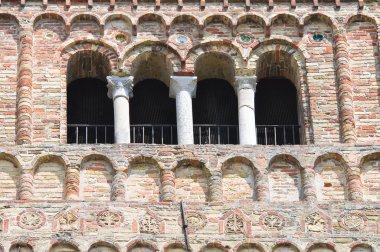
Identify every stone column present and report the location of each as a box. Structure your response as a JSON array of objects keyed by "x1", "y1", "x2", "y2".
[
  {"x1": 255, "y1": 171, "x2": 269, "y2": 201},
  {"x1": 334, "y1": 30, "x2": 356, "y2": 143},
  {"x1": 107, "y1": 76, "x2": 134, "y2": 144},
  {"x1": 347, "y1": 165, "x2": 363, "y2": 201},
  {"x1": 209, "y1": 171, "x2": 223, "y2": 202},
  {"x1": 303, "y1": 166, "x2": 317, "y2": 202},
  {"x1": 65, "y1": 164, "x2": 80, "y2": 200},
  {"x1": 160, "y1": 170, "x2": 175, "y2": 202},
  {"x1": 111, "y1": 171, "x2": 126, "y2": 201},
  {"x1": 19, "y1": 172, "x2": 33, "y2": 200},
  {"x1": 169, "y1": 76, "x2": 197, "y2": 145},
  {"x1": 235, "y1": 76, "x2": 257, "y2": 145},
  {"x1": 16, "y1": 22, "x2": 33, "y2": 144}
]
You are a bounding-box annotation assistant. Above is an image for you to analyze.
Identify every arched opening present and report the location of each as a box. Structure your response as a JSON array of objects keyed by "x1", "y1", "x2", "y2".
[
  {"x1": 255, "y1": 50, "x2": 303, "y2": 145},
  {"x1": 50, "y1": 243, "x2": 80, "y2": 252},
  {"x1": 130, "y1": 52, "x2": 177, "y2": 144},
  {"x1": 67, "y1": 51, "x2": 113, "y2": 144},
  {"x1": 193, "y1": 53, "x2": 238, "y2": 144},
  {"x1": 9, "y1": 244, "x2": 33, "y2": 252},
  {"x1": 255, "y1": 78, "x2": 300, "y2": 145}
]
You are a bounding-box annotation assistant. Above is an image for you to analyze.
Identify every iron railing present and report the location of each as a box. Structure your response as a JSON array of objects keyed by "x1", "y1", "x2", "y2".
[
  {"x1": 193, "y1": 124, "x2": 239, "y2": 144},
  {"x1": 256, "y1": 125, "x2": 300, "y2": 145},
  {"x1": 67, "y1": 124, "x2": 114, "y2": 144},
  {"x1": 68, "y1": 124, "x2": 301, "y2": 145},
  {"x1": 130, "y1": 124, "x2": 177, "y2": 144}
]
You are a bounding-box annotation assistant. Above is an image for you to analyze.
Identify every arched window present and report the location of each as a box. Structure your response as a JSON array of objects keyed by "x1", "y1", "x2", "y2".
[
  {"x1": 67, "y1": 51, "x2": 114, "y2": 144},
  {"x1": 255, "y1": 50, "x2": 303, "y2": 145},
  {"x1": 193, "y1": 52, "x2": 238, "y2": 144},
  {"x1": 129, "y1": 52, "x2": 177, "y2": 144},
  {"x1": 9, "y1": 244, "x2": 33, "y2": 252}
]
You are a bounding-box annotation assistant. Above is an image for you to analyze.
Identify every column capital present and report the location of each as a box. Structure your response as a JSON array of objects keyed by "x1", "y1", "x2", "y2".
[
  {"x1": 235, "y1": 76, "x2": 257, "y2": 91},
  {"x1": 107, "y1": 75, "x2": 134, "y2": 100},
  {"x1": 169, "y1": 76, "x2": 197, "y2": 98}
]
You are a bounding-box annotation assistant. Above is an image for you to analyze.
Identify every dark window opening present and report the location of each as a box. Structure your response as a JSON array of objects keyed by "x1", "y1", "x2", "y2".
[
  {"x1": 130, "y1": 79, "x2": 177, "y2": 144},
  {"x1": 193, "y1": 79, "x2": 238, "y2": 144},
  {"x1": 67, "y1": 78, "x2": 114, "y2": 144},
  {"x1": 255, "y1": 78, "x2": 300, "y2": 145}
]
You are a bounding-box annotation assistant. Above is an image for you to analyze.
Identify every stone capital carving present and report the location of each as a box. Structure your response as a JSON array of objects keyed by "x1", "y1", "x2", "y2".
[
  {"x1": 107, "y1": 76, "x2": 134, "y2": 100},
  {"x1": 235, "y1": 76, "x2": 257, "y2": 92},
  {"x1": 169, "y1": 76, "x2": 197, "y2": 98}
]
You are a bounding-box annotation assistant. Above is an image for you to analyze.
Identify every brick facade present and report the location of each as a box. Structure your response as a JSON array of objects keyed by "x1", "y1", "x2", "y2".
[{"x1": 1, "y1": 0, "x2": 380, "y2": 251}]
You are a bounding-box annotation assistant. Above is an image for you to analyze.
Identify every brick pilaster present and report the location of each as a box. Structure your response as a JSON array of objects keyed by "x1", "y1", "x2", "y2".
[
  {"x1": 303, "y1": 167, "x2": 317, "y2": 202},
  {"x1": 111, "y1": 171, "x2": 126, "y2": 201},
  {"x1": 19, "y1": 172, "x2": 33, "y2": 200},
  {"x1": 347, "y1": 165, "x2": 363, "y2": 201},
  {"x1": 209, "y1": 171, "x2": 222, "y2": 202},
  {"x1": 65, "y1": 165, "x2": 80, "y2": 200},
  {"x1": 16, "y1": 22, "x2": 33, "y2": 145},
  {"x1": 256, "y1": 171, "x2": 269, "y2": 201},
  {"x1": 160, "y1": 170, "x2": 175, "y2": 202}
]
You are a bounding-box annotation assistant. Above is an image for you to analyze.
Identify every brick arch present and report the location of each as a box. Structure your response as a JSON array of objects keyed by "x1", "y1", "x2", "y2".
[
  {"x1": 302, "y1": 12, "x2": 337, "y2": 31},
  {"x1": 122, "y1": 41, "x2": 182, "y2": 73},
  {"x1": 137, "y1": 13, "x2": 169, "y2": 27},
  {"x1": 32, "y1": 12, "x2": 69, "y2": 30},
  {"x1": 269, "y1": 13, "x2": 301, "y2": 26},
  {"x1": 234, "y1": 242, "x2": 266, "y2": 252},
  {"x1": 79, "y1": 153, "x2": 118, "y2": 171},
  {"x1": 358, "y1": 152, "x2": 380, "y2": 202},
  {"x1": 128, "y1": 155, "x2": 162, "y2": 169},
  {"x1": 69, "y1": 13, "x2": 102, "y2": 28},
  {"x1": 0, "y1": 152, "x2": 22, "y2": 169},
  {"x1": 271, "y1": 241, "x2": 301, "y2": 252},
  {"x1": 9, "y1": 242, "x2": 34, "y2": 252},
  {"x1": 0, "y1": 13, "x2": 20, "y2": 26},
  {"x1": 88, "y1": 241, "x2": 121, "y2": 252},
  {"x1": 349, "y1": 243, "x2": 374, "y2": 252},
  {"x1": 202, "y1": 13, "x2": 235, "y2": 27},
  {"x1": 306, "y1": 243, "x2": 337, "y2": 252},
  {"x1": 170, "y1": 14, "x2": 200, "y2": 27},
  {"x1": 31, "y1": 154, "x2": 68, "y2": 174},
  {"x1": 163, "y1": 241, "x2": 187, "y2": 252},
  {"x1": 127, "y1": 239, "x2": 158, "y2": 252},
  {"x1": 237, "y1": 13, "x2": 268, "y2": 27},
  {"x1": 48, "y1": 241, "x2": 80, "y2": 252},
  {"x1": 102, "y1": 12, "x2": 136, "y2": 27},
  {"x1": 185, "y1": 42, "x2": 244, "y2": 73},
  {"x1": 346, "y1": 14, "x2": 378, "y2": 29},
  {"x1": 200, "y1": 242, "x2": 228, "y2": 252}
]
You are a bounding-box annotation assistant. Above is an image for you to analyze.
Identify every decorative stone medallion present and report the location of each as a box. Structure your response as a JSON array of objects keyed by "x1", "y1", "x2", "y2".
[
  {"x1": 178, "y1": 212, "x2": 207, "y2": 233},
  {"x1": 260, "y1": 212, "x2": 285, "y2": 231},
  {"x1": 312, "y1": 33, "x2": 324, "y2": 42},
  {"x1": 305, "y1": 212, "x2": 326, "y2": 232},
  {"x1": 176, "y1": 34, "x2": 189, "y2": 45},
  {"x1": 58, "y1": 210, "x2": 79, "y2": 232},
  {"x1": 115, "y1": 32, "x2": 131, "y2": 44},
  {"x1": 170, "y1": 34, "x2": 192, "y2": 50},
  {"x1": 339, "y1": 212, "x2": 366, "y2": 231},
  {"x1": 140, "y1": 215, "x2": 159, "y2": 234},
  {"x1": 236, "y1": 33, "x2": 255, "y2": 47},
  {"x1": 225, "y1": 212, "x2": 245, "y2": 234},
  {"x1": 97, "y1": 210, "x2": 123, "y2": 227},
  {"x1": 17, "y1": 209, "x2": 46, "y2": 230}
]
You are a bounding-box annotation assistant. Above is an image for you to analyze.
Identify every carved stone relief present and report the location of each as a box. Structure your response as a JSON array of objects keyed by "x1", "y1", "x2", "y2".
[
  {"x1": 97, "y1": 210, "x2": 123, "y2": 227},
  {"x1": 58, "y1": 210, "x2": 80, "y2": 232},
  {"x1": 225, "y1": 213, "x2": 245, "y2": 234},
  {"x1": 305, "y1": 212, "x2": 327, "y2": 232},
  {"x1": 140, "y1": 214, "x2": 159, "y2": 234},
  {"x1": 17, "y1": 209, "x2": 46, "y2": 230},
  {"x1": 260, "y1": 212, "x2": 285, "y2": 230},
  {"x1": 339, "y1": 212, "x2": 366, "y2": 231}
]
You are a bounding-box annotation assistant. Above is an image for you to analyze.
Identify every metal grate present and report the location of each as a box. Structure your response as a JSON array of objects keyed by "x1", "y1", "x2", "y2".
[
  {"x1": 193, "y1": 124, "x2": 239, "y2": 145},
  {"x1": 256, "y1": 125, "x2": 300, "y2": 145}
]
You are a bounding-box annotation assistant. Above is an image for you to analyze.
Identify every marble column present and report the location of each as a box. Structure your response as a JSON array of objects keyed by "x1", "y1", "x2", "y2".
[
  {"x1": 107, "y1": 76, "x2": 134, "y2": 144},
  {"x1": 235, "y1": 76, "x2": 257, "y2": 145},
  {"x1": 169, "y1": 76, "x2": 197, "y2": 145}
]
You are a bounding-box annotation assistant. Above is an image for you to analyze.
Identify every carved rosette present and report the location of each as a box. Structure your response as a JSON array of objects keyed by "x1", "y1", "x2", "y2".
[
  {"x1": 140, "y1": 215, "x2": 160, "y2": 234},
  {"x1": 17, "y1": 209, "x2": 46, "y2": 230},
  {"x1": 178, "y1": 212, "x2": 207, "y2": 233},
  {"x1": 58, "y1": 210, "x2": 80, "y2": 232},
  {"x1": 259, "y1": 212, "x2": 285, "y2": 231},
  {"x1": 339, "y1": 212, "x2": 367, "y2": 231},
  {"x1": 97, "y1": 210, "x2": 123, "y2": 228},
  {"x1": 304, "y1": 212, "x2": 328, "y2": 233}
]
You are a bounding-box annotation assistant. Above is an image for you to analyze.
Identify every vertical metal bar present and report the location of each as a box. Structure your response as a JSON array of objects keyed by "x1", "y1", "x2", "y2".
[
  {"x1": 95, "y1": 126, "x2": 98, "y2": 144},
  {"x1": 152, "y1": 126, "x2": 154, "y2": 144},
  {"x1": 142, "y1": 126, "x2": 145, "y2": 143},
  {"x1": 180, "y1": 201, "x2": 191, "y2": 251},
  {"x1": 236, "y1": 126, "x2": 239, "y2": 144},
  {"x1": 199, "y1": 126, "x2": 201, "y2": 144},
  {"x1": 76, "y1": 126, "x2": 79, "y2": 144},
  {"x1": 208, "y1": 127, "x2": 211, "y2": 144},
  {"x1": 217, "y1": 126, "x2": 220, "y2": 144},
  {"x1": 161, "y1": 126, "x2": 164, "y2": 144},
  {"x1": 283, "y1": 126, "x2": 286, "y2": 144},
  {"x1": 105, "y1": 126, "x2": 107, "y2": 143},
  {"x1": 170, "y1": 126, "x2": 173, "y2": 144},
  {"x1": 265, "y1": 127, "x2": 268, "y2": 145},
  {"x1": 227, "y1": 126, "x2": 230, "y2": 144},
  {"x1": 292, "y1": 125, "x2": 295, "y2": 144},
  {"x1": 274, "y1": 126, "x2": 277, "y2": 145},
  {"x1": 85, "y1": 126, "x2": 88, "y2": 144},
  {"x1": 133, "y1": 126, "x2": 136, "y2": 143}
]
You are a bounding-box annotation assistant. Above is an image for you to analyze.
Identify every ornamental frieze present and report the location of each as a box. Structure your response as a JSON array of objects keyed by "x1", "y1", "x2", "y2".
[{"x1": 17, "y1": 209, "x2": 46, "y2": 230}]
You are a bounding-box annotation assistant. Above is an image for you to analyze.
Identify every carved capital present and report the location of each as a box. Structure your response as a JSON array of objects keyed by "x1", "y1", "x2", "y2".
[
  {"x1": 169, "y1": 76, "x2": 197, "y2": 98},
  {"x1": 235, "y1": 76, "x2": 257, "y2": 92},
  {"x1": 107, "y1": 76, "x2": 134, "y2": 100}
]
